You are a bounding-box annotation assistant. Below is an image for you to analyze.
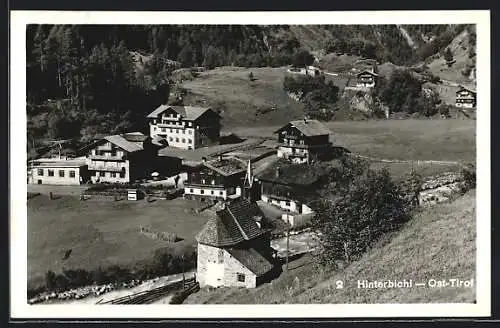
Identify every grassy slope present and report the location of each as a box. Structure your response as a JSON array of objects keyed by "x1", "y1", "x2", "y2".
[
  {"x1": 180, "y1": 67, "x2": 305, "y2": 126},
  {"x1": 426, "y1": 29, "x2": 476, "y2": 84},
  {"x1": 27, "y1": 196, "x2": 207, "y2": 286},
  {"x1": 185, "y1": 190, "x2": 476, "y2": 304}
]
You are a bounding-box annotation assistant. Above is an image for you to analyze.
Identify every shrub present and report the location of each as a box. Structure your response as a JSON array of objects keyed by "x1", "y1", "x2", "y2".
[
  {"x1": 313, "y1": 167, "x2": 410, "y2": 268},
  {"x1": 460, "y1": 163, "x2": 476, "y2": 192}
]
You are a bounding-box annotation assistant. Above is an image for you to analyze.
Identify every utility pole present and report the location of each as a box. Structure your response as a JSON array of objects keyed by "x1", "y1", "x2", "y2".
[
  {"x1": 285, "y1": 214, "x2": 290, "y2": 271},
  {"x1": 181, "y1": 254, "x2": 185, "y2": 289}
]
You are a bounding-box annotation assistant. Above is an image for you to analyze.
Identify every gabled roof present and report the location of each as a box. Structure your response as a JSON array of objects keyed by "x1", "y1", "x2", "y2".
[
  {"x1": 456, "y1": 85, "x2": 477, "y2": 94},
  {"x1": 274, "y1": 119, "x2": 332, "y2": 137},
  {"x1": 196, "y1": 199, "x2": 267, "y2": 247},
  {"x1": 203, "y1": 156, "x2": 247, "y2": 177},
  {"x1": 147, "y1": 105, "x2": 215, "y2": 121},
  {"x1": 79, "y1": 132, "x2": 147, "y2": 154},
  {"x1": 226, "y1": 248, "x2": 273, "y2": 276},
  {"x1": 104, "y1": 134, "x2": 144, "y2": 153},
  {"x1": 356, "y1": 70, "x2": 378, "y2": 77}
]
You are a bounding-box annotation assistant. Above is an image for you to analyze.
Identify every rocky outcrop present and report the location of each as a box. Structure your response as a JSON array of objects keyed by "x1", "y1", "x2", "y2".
[{"x1": 418, "y1": 172, "x2": 466, "y2": 206}]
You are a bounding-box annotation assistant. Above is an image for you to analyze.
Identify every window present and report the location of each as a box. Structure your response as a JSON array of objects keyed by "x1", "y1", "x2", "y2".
[
  {"x1": 188, "y1": 139, "x2": 192, "y2": 144},
  {"x1": 59, "y1": 170, "x2": 65, "y2": 177},
  {"x1": 169, "y1": 137, "x2": 173, "y2": 142},
  {"x1": 190, "y1": 188, "x2": 194, "y2": 193},
  {"x1": 237, "y1": 273, "x2": 245, "y2": 282},
  {"x1": 37, "y1": 169, "x2": 44, "y2": 176},
  {"x1": 188, "y1": 122, "x2": 192, "y2": 127},
  {"x1": 48, "y1": 169, "x2": 54, "y2": 177},
  {"x1": 188, "y1": 130, "x2": 192, "y2": 135},
  {"x1": 161, "y1": 128, "x2": 166, "y2": 132},
  {"x1": 182, "y1": 138, "x2": 186, "y2": 143},
  {"x1": 69, "y1": 170, "x2": 76, "y2": 178},
  {"x1": 111, "y1": 172, "x2": 117, "y2": 178},
  {"x1": 120, "y1": 172, "x2": 125, "y2": 178},
  {"x1": 153, "y1": 127, "x2": 157, "y2": 131},
  {"x1": 218, "y1": 249, "x2": 224, "y2": 263},
  {"x1": 170, "y1": 129, "x2": 173, "y2": 133},
  {"x1": 100, "y1": 172, "x2": 105, "y2": 177},
  {"x1": 219, "y1": 191, "x2": 223, "y2": 196},
  {"x1": 211, "y1": 190, "x2": 214, "y2": 195},
  {"x1": 200, "y1": 190, "x2": 205, "y2": 194},
  {"x1": 175, "y1": 138, "x2": 179, "y2": 142}
]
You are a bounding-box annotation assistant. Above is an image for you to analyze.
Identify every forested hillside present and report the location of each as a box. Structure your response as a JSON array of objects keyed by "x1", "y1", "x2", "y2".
[{"x1": 26, "y1": 24, "x2": 474, "y2": 156}]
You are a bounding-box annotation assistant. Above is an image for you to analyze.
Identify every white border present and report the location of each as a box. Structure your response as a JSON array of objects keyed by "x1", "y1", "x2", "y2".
[{"x1": 10, "y1": 10, "x2": 491, "y2": 319}]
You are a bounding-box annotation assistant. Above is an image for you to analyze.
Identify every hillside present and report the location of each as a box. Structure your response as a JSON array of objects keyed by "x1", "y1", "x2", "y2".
[
  {"x1": 179, "y1": 66, "x2": 305, "y2": 126},
  {"x1": 185, "y1": 190, "x2": 476, "y2": 304},
  {"x1": 26, "y1": 24, "x2": 476, "y2": 150}
]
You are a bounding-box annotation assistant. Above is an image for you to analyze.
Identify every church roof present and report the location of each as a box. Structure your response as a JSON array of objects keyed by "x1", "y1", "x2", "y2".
[
  {"x1": 196, "y1": 199, "x2": 267, "y2": 247},
  {"x1": 226, "y1": 248, "x2": 274, "y2": 276}
]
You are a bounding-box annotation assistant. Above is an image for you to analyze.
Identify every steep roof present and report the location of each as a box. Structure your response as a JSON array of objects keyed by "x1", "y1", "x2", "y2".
[
  {"x1": 226, "y1": 248, "x2": 274, "y2": 276},
  {"x1": 204, "y1": 156, "x2": 247, "y2": 177},
  {"x1": 274, "y1": 120, "x2": 332, "y2": 137},
  {"x1": 356, "y1": 69, "x2": 379, "y2": 77},
  {"x1": 103, "y1": 134, "x2": 144, "y2": 153},
  {"x1": 457, "y1": 85, "x2": 477, "y2": 94},
  {"x1": 79, "y1": 132, "x2": 147, "y2": 154},
  {"x1": 147, "y1": 105, "x2": 214, "y2": 121},
  {"x1": 196, "y1": 199, "x2": 267, "y2": 247}
]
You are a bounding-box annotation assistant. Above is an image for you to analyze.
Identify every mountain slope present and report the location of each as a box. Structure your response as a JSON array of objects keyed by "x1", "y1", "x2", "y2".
[{"x1": 185, "y1": 190, "x2": 476, "y2": 304}]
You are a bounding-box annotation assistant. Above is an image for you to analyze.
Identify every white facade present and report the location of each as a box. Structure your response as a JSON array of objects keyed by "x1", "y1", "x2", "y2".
[
  {"x1": 277, "y1": 146, "x2": 309, "y2": 164},
  {"x1": 197, "y1": 244, "x2": 257, "y2": 289},
  {"x1": 87, "y1": 158, "x2": 130, "y2": 183},
  {"x1": 30, "y1": 165, "x2": 85, "y2": 186},
  {"x1": 184, "y1": 186, "x2": 242, "y2": 200},
  {"x1": 261, "y1": 195, "x2": 313, "y2": 214},
  {"x1": 150, "y1": 122, "x2": 198, "y2": 150}
]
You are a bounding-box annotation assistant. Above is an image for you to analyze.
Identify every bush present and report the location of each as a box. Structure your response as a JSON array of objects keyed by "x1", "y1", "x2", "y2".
[
  {"x1": 313, "y1": 167, "x2": 411, "y2": 268},
  {"x1": 460, "y1": 163, "x2": 476, "y2": 192}
]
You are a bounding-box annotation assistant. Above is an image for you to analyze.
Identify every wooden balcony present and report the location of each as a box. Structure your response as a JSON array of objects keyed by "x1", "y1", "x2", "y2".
[{"x1": 89, "y1": 155, "x2": 124, "y2": 161}]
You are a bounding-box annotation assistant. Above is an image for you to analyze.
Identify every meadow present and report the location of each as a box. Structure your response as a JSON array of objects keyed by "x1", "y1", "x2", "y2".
[
  {"x1": 27, "y1": 196, "x2": 207, "y2": 289},
  {"x1": 231, "y1": 119, "x2": 476, "y2": 163}
]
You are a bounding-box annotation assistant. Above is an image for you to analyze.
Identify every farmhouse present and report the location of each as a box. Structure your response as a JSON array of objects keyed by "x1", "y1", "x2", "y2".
[
  {"x1": 257, "y1": 161, "x2": 322, "y2": 215},
  {"x1": 184, "y1": 156, "x2": 248, "y2": 200},
  {"x1": 147, "y1": 105, "x2": 221, "y2": 150},
  {"x1": 275, "y1": 118, "x2": 332, "y2": 164},
  {"x1": 80, "y1": 132, "x2": 163, "y2": 183},
  {"x1": 455, "y1": 86, "x2": 477, "y2": 108},
  {"x1": 28, "y1": 158, "x2": 89, "y2": 185},
  {"x1": 356, "y1": 70, "x2": 378, "y2": 88},
  {"x1": 196, "y1": 199, "x2": 279, "y2": 288}
]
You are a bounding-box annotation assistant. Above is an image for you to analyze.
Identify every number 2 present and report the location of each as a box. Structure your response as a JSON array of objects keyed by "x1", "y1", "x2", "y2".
[{"x1": 336, "y1": 280, "x2": 344, "y2": 289}]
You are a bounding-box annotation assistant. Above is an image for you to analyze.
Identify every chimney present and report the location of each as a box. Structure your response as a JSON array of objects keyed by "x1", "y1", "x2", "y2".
[
  {"x1": 218, "y1": 155, "x2": 223, "y2": 161},
  {"x1": 303, "y1": 117, "x2": 308, "y2": 124},
  {"x1": 275, "y1": 167, "x2": 280, "y2": 178},
  {"x1": 202, "y1": 156, "x2": 207, "y2": 162}
]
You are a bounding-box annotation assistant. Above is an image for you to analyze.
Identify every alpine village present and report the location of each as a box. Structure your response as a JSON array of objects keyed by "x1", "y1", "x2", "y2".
[{"x1": 26, "y1": 24, "x2": 477, "y2": 305}]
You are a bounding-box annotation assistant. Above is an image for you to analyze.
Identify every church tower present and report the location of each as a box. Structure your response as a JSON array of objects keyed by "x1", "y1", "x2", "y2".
[{"x1": 243, "y1": 159, "x2": 260, "y2": 201}]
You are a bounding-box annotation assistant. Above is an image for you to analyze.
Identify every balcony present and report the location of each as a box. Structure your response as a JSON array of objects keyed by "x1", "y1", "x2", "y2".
[
  {"x1": 88, "y1": 165, "x2": 124, "y2": 172},
  {"x1": 89, "y1": 155, "x2": 124, "y2": 161}
]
